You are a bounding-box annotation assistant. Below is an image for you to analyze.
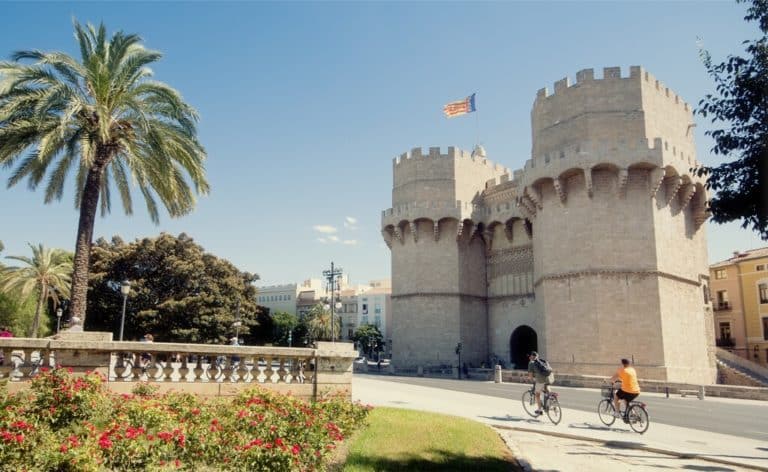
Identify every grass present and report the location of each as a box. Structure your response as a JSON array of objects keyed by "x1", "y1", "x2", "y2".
[{"x1": 337, "y1": 407, "x2": 520, "y2": 472}]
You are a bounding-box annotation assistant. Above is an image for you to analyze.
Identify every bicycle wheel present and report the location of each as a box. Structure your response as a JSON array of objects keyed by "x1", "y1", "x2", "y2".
[
  {"x1": 597, "y1": 399, "x2": 616, "y2": 426},
  {"x1": 546, "y1": 397, "x2": 562, "y2": 425},
  {"x1": 521, "y1": 390, "x2": 538, "y2": 417},
  {"x1": 627, "y1": 404, "x2": 649, "y2": 434}
]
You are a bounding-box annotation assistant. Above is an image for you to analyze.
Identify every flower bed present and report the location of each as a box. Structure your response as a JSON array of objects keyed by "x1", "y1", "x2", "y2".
[{"x1": 0, "y1": 368, "x2": 371, "y2": 471}]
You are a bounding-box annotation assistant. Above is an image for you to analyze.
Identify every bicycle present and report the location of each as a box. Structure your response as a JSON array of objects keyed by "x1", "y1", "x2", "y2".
[
  {"x1": 597, "y1": 380, "x2": 650, "y2": 434},
  {"x1": 522, "y1": 382, "x2": 562, "y2": 425}
]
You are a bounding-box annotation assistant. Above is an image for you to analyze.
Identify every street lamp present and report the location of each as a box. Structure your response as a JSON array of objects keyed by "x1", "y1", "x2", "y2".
[
  {"x1": 287, "y1": 330, "x2": 292, "y2": 347},
  {"x1": 119, "y1": 280, "x2": 131, "y2": 341},
  {"x1": 56, "y1": 307, "x2": 63, "y2": 333},
  {"x1": 233, "y1": 321, "x2": 242, "y2": 344}
]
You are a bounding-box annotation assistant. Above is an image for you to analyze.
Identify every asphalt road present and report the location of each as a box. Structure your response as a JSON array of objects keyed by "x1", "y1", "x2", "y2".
[{"x1": 362, "y1": 374, "x2": 768, "y2": 441}]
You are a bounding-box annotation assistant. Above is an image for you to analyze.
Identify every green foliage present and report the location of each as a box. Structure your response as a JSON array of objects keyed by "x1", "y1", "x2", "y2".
[
  {"x1": 85, "y1": 233, "x2": 263, "y2": 344},
  {"x1": 0, "y1": 21, "x2": 210, "y2": 323},
  {"x1": 696, "y1": 0, "x2": 768, "y2": 239},
  {"x1": 0, "y1": 368, "x2": 371, "y2": 471},
  {"x1": 271, "y1": 311, "x2": 298, "y2": 346},
  {"x1": 0, "y1": 243, "x2": 73, "y2": 337},
  {"x1": 352, "y1": 324, "x2": 384, "y2": 357},
  {"x1": 306, "y1": 303, "x2": 341, "y2": 343},
  {"x1": 0, "y1": 290, "x2": 36, "y2": 337}
]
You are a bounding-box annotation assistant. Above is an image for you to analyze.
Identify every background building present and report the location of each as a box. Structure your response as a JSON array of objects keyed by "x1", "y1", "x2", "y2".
[{"x1": 710, "y1": 248, "x2": 768, "y2": 366}]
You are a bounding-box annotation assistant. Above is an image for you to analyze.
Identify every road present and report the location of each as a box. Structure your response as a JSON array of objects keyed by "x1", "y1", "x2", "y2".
[{"x1": 368, "y1": 374, "x2": 768, "y2": 441}]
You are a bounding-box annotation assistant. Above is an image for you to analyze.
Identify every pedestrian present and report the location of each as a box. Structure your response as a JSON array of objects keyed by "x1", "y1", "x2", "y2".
[{"x1": 0, "y1": 326, "x2": 13, "y2": 338}]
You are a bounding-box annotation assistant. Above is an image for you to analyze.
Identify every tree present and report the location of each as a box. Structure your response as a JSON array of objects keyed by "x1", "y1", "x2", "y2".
[
  {"x1": 305, "y1": 303, "x2": 341, "y2": 343},
  {"x1": 85, "y1": 233, "x2": 261, "y2": 344},
  {"x1": 696, "y1": 0, "x2": 768, "y2": 239},
  {"x1": 270, "y1": 311, "x2": 298, "y2": 346},
  {"x1": 0, "y1": 243, "x2": 72, "y2": 337},
  {"x1": 352, "y1": 324, "x2": 383, "y2": 358},
  {"x1": 0, "y1": 22, "x2": 209, "y2": 328}
]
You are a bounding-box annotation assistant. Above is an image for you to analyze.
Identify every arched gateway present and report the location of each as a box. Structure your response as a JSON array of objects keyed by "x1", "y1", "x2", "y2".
[{"x1": 510, "y1": 325, "x2": 537, "y2": 370}]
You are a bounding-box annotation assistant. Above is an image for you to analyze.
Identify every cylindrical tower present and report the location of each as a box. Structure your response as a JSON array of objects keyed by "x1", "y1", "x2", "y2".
[
  {"x1": 520, "y1": 66, "x2": 715, "y2": 383},
  {"x1": 381, "y1": 146, "x2": 508, "y2": 368}
]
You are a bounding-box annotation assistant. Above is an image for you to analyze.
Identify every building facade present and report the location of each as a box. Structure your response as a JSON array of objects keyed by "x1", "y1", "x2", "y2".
[
  {"x1": 381, "y1": 66, "x2": 717, "y2": 384},
  {"x1": 710, "y1": 248, "x2": 768, "y2": 366}
]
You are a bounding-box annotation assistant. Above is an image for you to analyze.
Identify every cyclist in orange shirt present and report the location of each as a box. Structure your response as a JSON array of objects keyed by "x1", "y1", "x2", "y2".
[{"x1": 610, "y1": 358, "x2": 640, "y2": 418}]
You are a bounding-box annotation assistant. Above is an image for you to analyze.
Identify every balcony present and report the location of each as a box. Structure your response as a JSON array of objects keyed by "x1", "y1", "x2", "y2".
[
  {"x1": 716, "y1": 337, "x2": 736, "y2": 348},
  {"x1": 714, "y1": 301, "x2": 731, "y2": 311}
]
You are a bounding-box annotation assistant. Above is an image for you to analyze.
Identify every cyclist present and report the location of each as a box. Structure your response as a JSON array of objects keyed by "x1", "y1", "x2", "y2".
[
  {"x1": 527, "y1": 351, "x2": 554, "y2": 416},
  {"x1": 610, "y1": 358, "x2": 640, "y2": 418}
]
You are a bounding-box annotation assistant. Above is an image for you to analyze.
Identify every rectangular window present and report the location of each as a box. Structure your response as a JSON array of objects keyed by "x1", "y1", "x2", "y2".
[
  {"x1": 374, "y1": 303, "x2": 381, "y2": 314},
  {"x1": 764, "y1": 317, "x2": 768, "y2": 341},
  {"x1": 719, "y1": 322, "x2": 731, "y2": 340},
  {"x1": 715, "y1": 269, "x2": 727, "y2": 280},
  {"x1": 362, "y1": 304, "x2": 368, "y2": 315},
  {"x1": 760, "y1": 284, "x2": 768, "y2": 304},
  {"x1": 374, "y1": 316, "x2": 381, "y2": 327},
  {"x1": 757, "y1": 264, "x2": 765, "y2": 271},
  {"x1": 716, "y1": 290, "x2": 730, "y2": 310}
]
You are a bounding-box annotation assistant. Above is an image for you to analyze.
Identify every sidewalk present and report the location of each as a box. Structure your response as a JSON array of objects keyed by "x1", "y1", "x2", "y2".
[{"x1": 352, "y1": 376, "x2": 768, "y2": 471}]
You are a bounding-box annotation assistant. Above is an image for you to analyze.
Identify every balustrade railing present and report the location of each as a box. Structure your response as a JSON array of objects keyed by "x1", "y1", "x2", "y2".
[{"x1": 0, "y1": 335, "x2": 355, "y2": 400}]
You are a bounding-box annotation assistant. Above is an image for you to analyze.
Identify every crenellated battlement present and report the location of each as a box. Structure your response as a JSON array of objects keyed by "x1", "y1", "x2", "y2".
[
  {"x1": 535, "y1": 65, "x2": 691, "y2": 114},
  {"x1": 392, "y1": 146, "x2": 507, "y2": 174}
]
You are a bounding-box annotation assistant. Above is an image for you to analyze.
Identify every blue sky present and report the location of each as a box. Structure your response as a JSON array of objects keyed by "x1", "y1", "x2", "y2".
[{"x1": 0, "y1": 1, "x2": 764, "y2": 285}]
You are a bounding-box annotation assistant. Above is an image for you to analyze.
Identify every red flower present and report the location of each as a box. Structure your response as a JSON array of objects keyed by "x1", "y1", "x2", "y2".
[{"x1": 292, "y1": 444, "x2": 301, "y2": 455}]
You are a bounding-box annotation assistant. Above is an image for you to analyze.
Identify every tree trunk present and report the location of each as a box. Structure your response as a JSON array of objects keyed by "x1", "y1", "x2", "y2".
[
  {"x1": 68, "y1": 152, "x2": 110, "y2": 328},
  {"x1": 30, "y1": 284, "x2": 46, "y2": 338}
]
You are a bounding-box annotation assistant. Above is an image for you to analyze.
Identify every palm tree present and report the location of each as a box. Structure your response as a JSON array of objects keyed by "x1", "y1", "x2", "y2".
[
  {"x1": 307, "y1": 303, "x2": 341, "y2": 342},
  {"x1": 0, "y1": 22, "x2": 209, "y2": 327},
  {"x1": 0, "y1": 243, "x2": 73, "y2": 337}
]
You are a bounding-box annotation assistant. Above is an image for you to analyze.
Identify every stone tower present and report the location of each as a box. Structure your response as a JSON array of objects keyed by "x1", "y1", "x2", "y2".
[{"x1": 382, "y1": 66, "x2": 717, "y2": 384}]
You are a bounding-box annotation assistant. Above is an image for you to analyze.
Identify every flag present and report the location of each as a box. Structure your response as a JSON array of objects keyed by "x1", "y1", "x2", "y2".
[{"x1": 443, "y1": 93, "x2": 476, "y2": 118}]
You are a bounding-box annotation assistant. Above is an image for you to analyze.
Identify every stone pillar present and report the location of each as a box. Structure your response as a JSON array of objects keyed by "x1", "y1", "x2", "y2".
[
  {"x1": 314, "y1": 341, "x2": 356, "y2": 399},
  {"x1": 495, "y1": 364, "x2": 502, "y2": 383},
  {"x1": 53, "y1": 331, "x2": 113, "y2": 377}
]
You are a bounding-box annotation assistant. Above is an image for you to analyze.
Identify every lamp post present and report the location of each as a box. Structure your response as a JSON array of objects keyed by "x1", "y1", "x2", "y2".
[
  {"x1": 56, "y1": 307, "x2": 63, "y2": 333},
  {"x1": 322, "y1": 262, "x2": 343, "y2": 342},
  {"x1": 119, "y1": 280, "x2": 131, "y2": 341},
  {"x1": 233, "y1": 321, "x2": 242, "y2": 344}
]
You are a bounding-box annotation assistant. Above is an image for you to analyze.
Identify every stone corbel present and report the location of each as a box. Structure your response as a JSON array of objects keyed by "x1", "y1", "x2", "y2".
[
  {"x1": 409, "y1": 221, "x2": 418, "y2": 242},
  {"x1": 483, "y1": 229, "x2": 494, "y2": 255},
  {"x1": 665, "y1": 176, "x2": 683, "y2": 205},
  {"x1": 393, "y1": 226, "x2": 404, "y2": 245},
  {"x1": 584, "y1": 166, "x2": 594, "y2": 198},
  {"x1": 679, "y1": 184, "x2": 696, "y2": 210},
  {"x1": 526, "y1": 186, "x2": 543, "y2": 210},
  {"x1": 553, "y1": 178, "x2": 566, "y2": 204},
  {"x1": 617, "y1": 168, "x2": 629, "y2": 198},
  {"x1": 433, "y1": 221, "x2": 440, "y2": 241},
  {"x1": 504, "y1": 220, "x2": 515, "y2": 243},
  {"x1": 523, "y1": 195, "x2": 538, "y2": 217},
  {"x1": 650, "y1": 167, "x2": 665, "y2": 199},
  {"x1": 381, "y1": 229, "x2": 392, "y2": 249},
  {"x1": 694, "y1": 209, "x2": 711, "y2": 229}
]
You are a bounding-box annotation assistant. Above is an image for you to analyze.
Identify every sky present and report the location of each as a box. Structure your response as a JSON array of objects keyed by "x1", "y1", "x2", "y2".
[{"x1": 0, "y1": 1, "x2": 765, "y2": 286}]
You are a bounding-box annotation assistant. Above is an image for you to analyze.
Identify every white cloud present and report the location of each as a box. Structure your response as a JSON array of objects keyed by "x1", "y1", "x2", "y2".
[
  {"x1": 328, "y1": 235, "x2": 339, "y2": 242},
  {"x1": 313, "y1": 225, "x2": 337, "y2": 234},
  {"x1": 344, "y1": 216, "x2": 358, "y2": 230},
  {"x1": 317, "y1": 238, "x2": 327, "y2": 244},
  {"x1": 342, "y1": 239, "x2": 358, "y2": 245}
]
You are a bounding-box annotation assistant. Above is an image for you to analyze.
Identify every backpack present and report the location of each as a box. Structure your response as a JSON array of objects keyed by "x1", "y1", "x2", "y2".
[{"x1": 534, "y1": 358, "x2": 553, "y2": 375}]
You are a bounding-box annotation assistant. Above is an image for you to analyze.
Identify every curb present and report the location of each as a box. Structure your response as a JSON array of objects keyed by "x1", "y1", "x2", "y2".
[{"x1": 494, "y1": 425, "x2": 768, "y2": 472}]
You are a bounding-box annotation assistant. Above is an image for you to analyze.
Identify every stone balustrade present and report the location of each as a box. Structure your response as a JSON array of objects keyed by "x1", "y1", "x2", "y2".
[{"x1": 0, "y1": 332, "x2": 356, "y2": 401}]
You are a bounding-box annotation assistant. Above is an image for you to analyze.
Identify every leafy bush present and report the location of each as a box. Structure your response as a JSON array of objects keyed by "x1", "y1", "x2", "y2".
[{"x1": 0, "y1": 368, "x2": 371, "y2": 471}]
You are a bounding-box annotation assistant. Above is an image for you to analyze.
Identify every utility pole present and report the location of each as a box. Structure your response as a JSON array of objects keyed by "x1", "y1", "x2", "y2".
[{"x1": 322, "y1": 262, "x2": 343, "y2": 342}]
